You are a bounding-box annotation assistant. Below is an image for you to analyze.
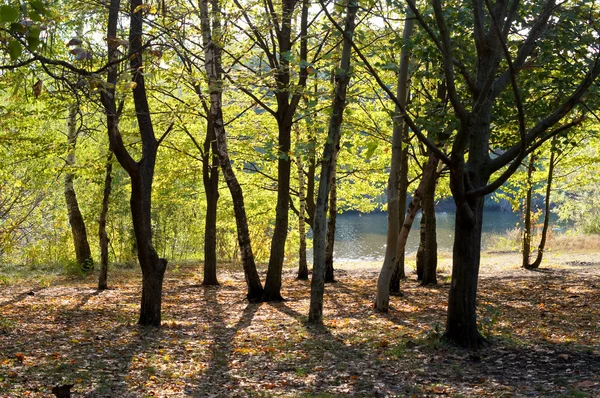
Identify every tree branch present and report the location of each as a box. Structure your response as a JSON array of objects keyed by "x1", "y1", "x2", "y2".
[{"x1": 318, "y1": 0, "x2": 450, "y2": 166}]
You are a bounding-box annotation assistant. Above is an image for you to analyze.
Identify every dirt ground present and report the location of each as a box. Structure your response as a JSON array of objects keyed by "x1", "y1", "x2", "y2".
[{"x1": 1, "y1": 251, "x2": 599, "y2": 397}]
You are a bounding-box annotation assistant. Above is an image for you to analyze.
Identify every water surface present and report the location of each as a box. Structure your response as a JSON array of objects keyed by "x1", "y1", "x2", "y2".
[{"x1": 322, "y1": 210, "x2": 521, "y2": 262}]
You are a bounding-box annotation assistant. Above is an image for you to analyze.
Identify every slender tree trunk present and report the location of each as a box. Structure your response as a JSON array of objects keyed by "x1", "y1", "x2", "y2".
[
  {"x1": 305, "y1": 134, "x2": 317, "y2": 229},
  {"x1": 202, "y1": 117, "x2": 220, "y2": 286},
  {"x1": 325, "y1": 155, "x2": 338, "y2": 283},
  {"x1": 200, "y1": 0, "x2": 263, "y2": 300},
  {"x1": 375, "y1": 153, "x2": 437, "y2": 311},
  {"x1": 263, "y1": 121, "x2": 292, "y2": 301},
  {"x1": 522, "y1": 154, "x2": 535, "y2": 268},
  {"x1": 263, "y1": 0, "x2": 310, "y2": 301},
  {"x1": 220, "y1": 156, "x2": 264, "y2": 300},
  {"x1": 308, "y1": 0, "x2": 357, "y2": 324},
  {"x1": 262, "y1": 0, "x2": 297, "y2": 302},
  {"x1": 384, "y1": 8, "x2": 414, "y2": 294},
  {"x1": 527, "y1": 150, "x2": 556, "y2": 269},
  {"x1": 296, "y1": 128, "x2": 309, "y2": 280},
  {"x1": 64, "y1": 105, "x2": 93, "y2": 271},
  {"x1": 420, "y1": 168, "x2": 438, "y2": 286},
  {"x1": 445, "y1": 195, "x2": 485, "y2": 347},
  {"x1": 389, "y1": 123, "x2": 410, "y2": 293},
  {"x1": 416, "y1": 214, "x2": 425, "y2": 280},
  {"x1": 98, "y1": 155, "x2": 112, "y2": 290}
]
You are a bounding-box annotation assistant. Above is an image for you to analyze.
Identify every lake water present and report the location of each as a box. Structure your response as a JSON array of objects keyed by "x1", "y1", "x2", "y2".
[{"x1": 318, "y1": 210, "x2": 522, "y2": 261}]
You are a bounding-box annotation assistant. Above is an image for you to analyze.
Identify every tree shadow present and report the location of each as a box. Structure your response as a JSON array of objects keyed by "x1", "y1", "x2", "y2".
[
  {"x1": 266, "y1": 301, "x2": 414, "y2": 396},
  {"x1": 0, "y1": 286, "x2": 46, "y2": 308},
  {"x1": 185, "y1": 286, "x2": 262, "y2": 396}
]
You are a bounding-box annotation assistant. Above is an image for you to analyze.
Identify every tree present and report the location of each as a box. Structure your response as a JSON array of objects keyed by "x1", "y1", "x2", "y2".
[
  {"x1": 324, "y1": 154, "x2": 338, "y2": 283},
  {"x1": 410, "y1": 0, "x2": 599, "y2": 347},
  {"x1": 308, "y1": 0, "x2": 357, "y2": 324},
  {"x1": 417, "y1": 155, "x2": 438, "y2": 286},
  {"x1": 63, "y1": 104, "x2": 93, "y2": 272},
  {"x1": 98, "y1": 154, "x2": 112, "y2": 290},
  {"x1": 199, "y1": 0, "x2": 264, "y2": 300},
  {"x1": 380, "y1": 7, "x2": 414, "y2": 296},
  {"x1": 100, "y1": 0, "x2": 168, "y2": 326},
  {"x1": 229, "y1": 0, "x2": 313, "y2": 301},
  {"x1": 295, "y1": 126, "x2": 309, "y2": 280},
  {"x1": 356, "y1": 0, "x2": 600, "y2": 347}
]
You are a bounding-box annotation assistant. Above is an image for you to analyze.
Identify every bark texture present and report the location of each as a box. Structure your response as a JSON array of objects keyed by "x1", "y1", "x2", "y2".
[
  {"x1": 325, "y1": 155, "x2": 338, "y2": 283},
  {"x1": 522, "y1": 154, "x2": 535, "y2": 269},
  {"x1": 416, "y1": 214, "x2": 425, "y2": 281},
  {"x1": 64, "y1": 105, "x2": 93, "y2": 271},
  {"x1": 296, "y1": 128, "x2": 309, "y2": 280},
  {"x1": 308, "y1": 0, "x2": 357, "y2": 324},
  {"x1": 445, "y1": 195, "x2": 485, "y2": 347},
  {"x1": 202, "y1": 115, "x2": 220, "y2": 286},
  {"x1": 420, "y1": 168, "x2": 438, "y2": 286},
  {"x1": 98, "y1": 156, "x2": 112, "y2": 290}
]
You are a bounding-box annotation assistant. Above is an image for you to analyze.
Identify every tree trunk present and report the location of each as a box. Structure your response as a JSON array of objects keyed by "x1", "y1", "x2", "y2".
[
  {"x1": 325, "y1": 155, "x2": 338, "y2": 283},
  {"x1": 375, "y1": 153, "x2": 436, "y2": 311},
  {"x1": 263, "y1": 122, "x2": 292, "y2": 301},
  {"x1": 202, "y1": 116, "x2": 220, "y2": 286},
  {"x1": 305, "y1": 133, "x2": 317, "y2": 229},
  {"x1": 384, "y1": 8, "x2": 414, "y2": 295},
  {"x1": 98, "y1": 155, "x2": 112, "y2": 290},
  {"x1": 445, "y1": 195, "x2": 485, "y2": 347},
  {"x1": 263, "y1": 0, "x2": 310, "y2": 302},
  {"x1": 416, "y1": 214, "x2": 425, "y2": 280},
  {"x1": 420, "y1": 167, "x2": 438, "y2": 286},
  {"x1": 296, "y1": 128, "x2": 309, "y2": 280},
  {"x1": 527, "y1": 149, "x2": 556, "y2": 269},
  {"x1": 200, "y1": 0, "x2": 263, "y2": 300},
  {"x1": 522, "y1": 154, "x2": 535, "y2": 268},
  {"x1": 130, "y1": 170, "x2": 167, "y2": 326},
  {"x1": 64, "y1": 105, "x2": 93, "y2": 271},
  {"x1": 101, "y1": 0, "x2": 167, "y2": 327},
  {"x1": 390, "y1": 124, "x2": 410, "y2": 291},
  {"x1": 308, "y1": 0, "x2": 357, "y2": 324}
]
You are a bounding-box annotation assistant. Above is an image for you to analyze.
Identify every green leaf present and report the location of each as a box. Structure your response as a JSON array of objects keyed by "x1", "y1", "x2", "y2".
[
  {"x1": 380, "y1": 62, "x2": 398, "y2": 72},
  {"x1": 27, "y1": 25, "x2": 41, "y2": 52},
  {"x1": 29, "y1": 0, "x2": 46, "y2": 15},
  {"x1": 280, "y1": 51, "x2": 292, "y2": 61},
  {"x1": 364, "y1": 141, "x2": 378, "y2": 159},
  {"x1": 29, "y1": 10, "x2": 41, "y2": 22},
  {"x1": 0, "y1": 5, "x2": 19, "y2": 23},
  {"x1": 8, "y1": 39, "x2": 22, "y2": 61},
  {"x1": 10, "y1": 22, "x2": 26, "y2": 33}
]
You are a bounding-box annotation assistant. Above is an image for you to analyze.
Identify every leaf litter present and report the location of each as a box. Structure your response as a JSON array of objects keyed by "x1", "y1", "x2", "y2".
[{"x1": 0, "y1": 252, "x2": 599, "y2": 397}]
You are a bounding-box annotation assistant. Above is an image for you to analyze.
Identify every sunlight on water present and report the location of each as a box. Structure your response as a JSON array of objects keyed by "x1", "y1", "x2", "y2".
[{"x1": 310, "y1": 210, "x2": 522, "y2": 262}]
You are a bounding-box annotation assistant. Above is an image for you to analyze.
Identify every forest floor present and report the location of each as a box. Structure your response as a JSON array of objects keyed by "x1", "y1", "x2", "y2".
[{"x1": 1, "y1": 250, "x2": 599, "y2": 397}]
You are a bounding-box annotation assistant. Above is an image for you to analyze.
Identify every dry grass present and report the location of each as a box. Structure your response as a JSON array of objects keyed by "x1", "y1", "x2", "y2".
[
  {"x1": 547, "y1": 233, "x2": 600, "y2": 251},
  {"x1": 486, "y1": 229, "x2": 600, "y2": 254}
]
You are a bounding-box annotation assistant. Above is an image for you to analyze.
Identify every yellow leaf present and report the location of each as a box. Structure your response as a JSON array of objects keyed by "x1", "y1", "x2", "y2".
[{"x1": 133, "y1": 4, "x2": 146, "y2": 13}]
